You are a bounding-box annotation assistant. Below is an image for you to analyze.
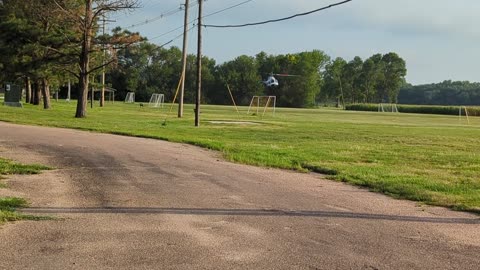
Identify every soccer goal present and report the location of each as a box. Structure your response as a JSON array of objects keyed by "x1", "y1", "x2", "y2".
[
  {"x1": 247, "y1": 96, "x2": 276, "y2": 116},
  {"x1": 459, "y1": 106, "x2": 470, "y2": 124},
  {"x1": 125, "y1": 92, "x2": 135, "y2": 103},
  {"x1": 149, "y1": 93, "x2": 165, "y2": 108},
  {"x1": 378, "y1": 103, "x2": 399, "y2": 113}
]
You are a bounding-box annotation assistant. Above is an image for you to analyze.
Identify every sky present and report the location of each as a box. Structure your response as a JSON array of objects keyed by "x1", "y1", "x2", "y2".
[{"x1": 111, "y1": 0, "x2": 480, "y2": 85}]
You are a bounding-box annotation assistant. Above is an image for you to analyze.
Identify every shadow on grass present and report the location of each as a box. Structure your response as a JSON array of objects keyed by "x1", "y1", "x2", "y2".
[{"x1": 21, "y1": 207, "x2": 479, "y2": 225}]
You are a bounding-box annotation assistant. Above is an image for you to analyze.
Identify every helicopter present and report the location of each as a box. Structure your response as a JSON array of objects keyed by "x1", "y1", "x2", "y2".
[{"x1": 261, "y1": 73, "x2": 299, "y2": 87}]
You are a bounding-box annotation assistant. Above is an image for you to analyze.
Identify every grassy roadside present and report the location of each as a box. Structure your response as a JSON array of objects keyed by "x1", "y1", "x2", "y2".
[
  {"x1": 0, "y1": 101, "x2": 479, "y2": 213},
  {"x1": 0, "y1": 158, "x2": 49, "y2": 224},
  {"x1": 0, "y1": 197, "x2": 28, "y2": 223}
]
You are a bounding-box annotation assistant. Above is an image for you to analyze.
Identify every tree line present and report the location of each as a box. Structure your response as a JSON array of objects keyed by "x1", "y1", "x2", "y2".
[
  {"x1": 107, "y1": 40, "x2": 408, "y2": 108},
  {"x1": 1, "y1": 0, "x2": 408, "y2": 117},
  {"x1": 321, "y1": 54, "x2": 407, "y2": 105},
  {"x1": 398, "y1": 80, "x2": 480, "y2": 106},
  {"x1": 108, "y1": 44, "x2": 331, "y2": 108}
]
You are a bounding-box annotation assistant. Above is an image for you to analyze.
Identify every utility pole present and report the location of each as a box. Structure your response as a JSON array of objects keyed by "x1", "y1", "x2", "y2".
[
  {"x1": 178, "y1": 0, "x2": 190, "y2": 118},
  {"x1": 195, "y1": 0, "x2": 203, "y2": 127},
  {"x1": 100, "y1": 15, "x2": 116, "y2": 107},
  {"x1": 91, "y1": 75, "x2": 94, "y2": 109}
]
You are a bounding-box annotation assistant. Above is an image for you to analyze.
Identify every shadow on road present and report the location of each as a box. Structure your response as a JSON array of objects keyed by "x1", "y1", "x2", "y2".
[{"x1": 21, "y1": 207, "x2": 479, "y2": 224}]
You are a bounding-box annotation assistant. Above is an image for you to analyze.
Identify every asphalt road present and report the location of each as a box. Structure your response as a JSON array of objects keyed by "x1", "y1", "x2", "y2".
[{"x1": 0, "y1": 122, "x2": 479, "y2": 270}]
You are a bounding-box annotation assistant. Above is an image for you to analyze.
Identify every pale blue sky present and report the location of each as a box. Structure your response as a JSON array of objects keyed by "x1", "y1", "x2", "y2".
[{"x1": 112, "y1": 0, "x2": 480, "y2": 85}]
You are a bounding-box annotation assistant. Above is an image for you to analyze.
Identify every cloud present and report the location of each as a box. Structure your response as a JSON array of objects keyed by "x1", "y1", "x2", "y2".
[
  {"x1": 219, "y1": 0, "x2": 480, "y2": 39},
  {"x1": 336, "y1": 0, "x2": 480, "y2": 39}
]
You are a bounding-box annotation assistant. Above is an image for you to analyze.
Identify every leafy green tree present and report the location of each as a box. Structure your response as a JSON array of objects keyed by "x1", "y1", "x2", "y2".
[
  {"x1": 358, "y1": 57, "x2": 377, "y2": 103},
  {"x1": 342, "y1": 56, "x2": 363, "y2": 103},
  {"x1": 109, "y1": 40, "x2": 156, "y2": 101},
  {"x1": 211, "y1": 55, "x2": 262, "y2": 105},
  {"x1": 108, "y1": 41, "x2": 216, "y2": 105},
  {"x1": 254, "y1": 50, "x2": 329, "y2": 107},
  {"x1": 51, "y1": 0, "x2": 140, "y2": 117},
  {"x1": 381, "y1": 52, "x2": 407, "y2": 103},
  {"x1": 0, "y1": 0, "x2": 79, "y2": 108},
  {"x1": 322, "y1": 57, "x2": 347, "y2": 106}
]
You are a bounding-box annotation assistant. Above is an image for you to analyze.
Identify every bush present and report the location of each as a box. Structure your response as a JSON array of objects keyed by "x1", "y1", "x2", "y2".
[{"x1": 345, "y1": 104, "x2": 480, "y2": 117}]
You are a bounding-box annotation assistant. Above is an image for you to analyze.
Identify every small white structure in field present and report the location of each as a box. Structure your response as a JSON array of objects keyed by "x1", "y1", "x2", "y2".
[
  {"x1": 125, "y1": 92, "x2": 135, "y2": 103},
  {"x1": 378, "y1": 103, "x2": 399, "y2": 113},
  {"x1": 149, "y1": 93, "x2": 165, "y2": 108},
  {"x1": 247, "y1": 96, "x2": 276, "y2": 116}
]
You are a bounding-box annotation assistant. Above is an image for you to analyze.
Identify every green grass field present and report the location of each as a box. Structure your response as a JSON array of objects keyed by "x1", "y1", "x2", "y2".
[{"x1": 1, "y1": 101, "x2": 479, "y2": 213}]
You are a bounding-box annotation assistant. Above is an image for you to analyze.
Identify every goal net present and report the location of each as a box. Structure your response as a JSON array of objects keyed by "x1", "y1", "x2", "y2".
[
  {"x1": 378, "y1": 103, "x2": 399, "y2": 113},
  {"x1": 149, "y1": 93, "x2": 165, "y2": 108},
  {"x1": 247, "y1": 96, "x2": 276, "y2": 116},
  {"x1": 125, "y1": 92, "x2": 135, "y2": 103}
]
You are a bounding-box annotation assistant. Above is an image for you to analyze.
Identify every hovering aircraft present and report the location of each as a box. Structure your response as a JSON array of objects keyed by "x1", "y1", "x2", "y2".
[{"x1": 261, "y1": 73, "x2": 299, "y2": 87}]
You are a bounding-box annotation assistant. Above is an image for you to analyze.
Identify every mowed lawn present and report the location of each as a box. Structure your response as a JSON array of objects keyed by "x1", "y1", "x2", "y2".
[{"x1": 1, "y1": 101, "x2": 479, "y2": 212}]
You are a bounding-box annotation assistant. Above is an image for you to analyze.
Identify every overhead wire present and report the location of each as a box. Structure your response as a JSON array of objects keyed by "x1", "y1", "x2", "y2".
[
  {"x1": 125, "y1": 4, "x2": 186, "y2": 29},
  {"x1": 202, "y1": 0, "x2": 253, "y2": 19},
  {"x1": 203, "y1": 0, "x2": 353, "y2": 28},
  {"x1": 149, "y1": 0, "x2": 254, "y2": 42},
  {"x1": 158, "y1": 24, "x2": 196, "y2": 48}
]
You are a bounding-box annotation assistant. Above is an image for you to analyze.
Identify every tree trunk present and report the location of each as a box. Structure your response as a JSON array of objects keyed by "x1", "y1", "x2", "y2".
[
  {"x1": 67, "y1": 79, "x2": 71, "y2": 101},
  {"x1": 76, "y1": 71, "x2": 89, "y2": 117},
  {"x1": 41, "y1": 78, "x2": 51, "y2": 109},
  {"x1": 75, "y1": 0, "x2": 93, "y2": 118},
  {"x1": 30, "y1": 82, "x2": 36, "y2": 104},
  {"x1": 33, "y1": 81, "x2": 41, "y2": 105},
  {"x1": 25, "y1": 77, "x2": 31, "y2": 103}
]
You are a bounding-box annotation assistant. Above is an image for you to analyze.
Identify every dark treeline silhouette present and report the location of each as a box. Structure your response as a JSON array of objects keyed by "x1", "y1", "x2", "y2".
[{"x1": 399, "y1": 81, "x2": 480, "y2": 106}]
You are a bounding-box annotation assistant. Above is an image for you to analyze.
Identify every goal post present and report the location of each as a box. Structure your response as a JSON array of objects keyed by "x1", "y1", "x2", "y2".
[
  {"x1": 378, "y1": 103, "x2": 399, "y2": 113},
  {"x1": 247, "y1": 96, "x2": 276, "y2": 116},
  {"x1": 148, "y1": 93, "x2": 165, "y2": 108},
  {"x1": 459, "y1": 106, "x2": 470, "y2": 124},
  {"x1": 125, "y1": 92, "x2": 135, "y2": 103}
]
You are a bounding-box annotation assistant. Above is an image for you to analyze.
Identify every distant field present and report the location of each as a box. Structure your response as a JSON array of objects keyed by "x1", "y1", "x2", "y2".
[{"x1": 1, "y1": 101, "x2": 479, "y2": 213}]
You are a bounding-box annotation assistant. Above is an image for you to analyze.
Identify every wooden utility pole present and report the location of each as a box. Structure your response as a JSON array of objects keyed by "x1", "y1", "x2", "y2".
[
  {"x1": 91, "y1": 75, "x2": 94, "y2": 109},
  {"x1": 178, "y1": 0, "x2": 190, "y2": 118},
  {"x1": 100, "y1": 16, "x2": 116, "y2": 107},
  {"x1": 195, "y1": 0, "x2": 203, "y2": 127},
  {"x1": 101, "y1": 16, "x2": 107, "y2": 107}
]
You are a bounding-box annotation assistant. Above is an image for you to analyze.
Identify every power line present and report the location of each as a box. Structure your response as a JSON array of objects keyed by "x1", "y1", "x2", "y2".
[
  {"x1": 203, "y1": 0, "x2": 253, "y2": 19},
  {"x1": 151, "y1": 24, "x2": 187, "y2": 41},
  {"x1": 149, "y1": 0, "x2": 254, "y2": 41},
  {"x1": 158, "y1": 24, "x2": 196, "y2": 48},
  {"x1": 126, "y1": 5, "x2": 185, "y2": 29},
  {"x1": 126, "y1": 1, "x2": 208, "y2": 30},
  {"x1": 203, "y1": 0, "x2": 353, "y2": 28}
]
